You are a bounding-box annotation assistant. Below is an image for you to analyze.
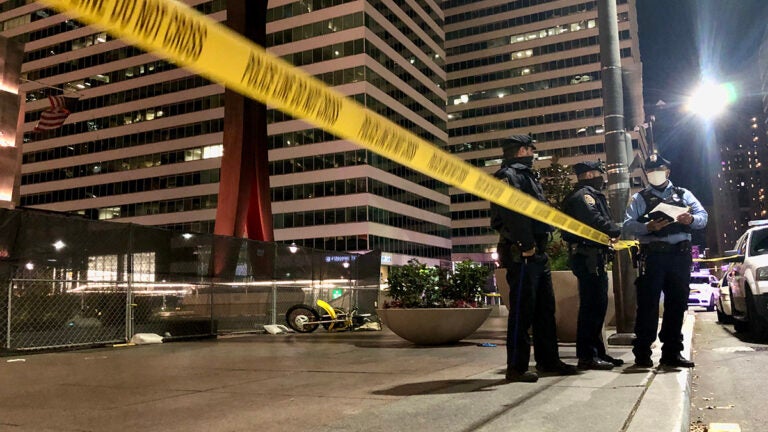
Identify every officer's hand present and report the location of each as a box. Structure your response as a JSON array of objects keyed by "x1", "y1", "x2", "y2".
[
  {"x1": 646, "y1": 218, "x2": 671, "y2": 232},
  {"x1": 676, "y1": 212, "x2": 694, "y2": 225},
  {"x1": 609, "y1": 238, "x2": 619, "y2": 245},
  {"x1": 521, "y1": 247, "x2": 536, "y2": 257}
]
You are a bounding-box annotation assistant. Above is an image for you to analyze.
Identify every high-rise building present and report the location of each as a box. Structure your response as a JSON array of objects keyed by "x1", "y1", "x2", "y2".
[
  {"x1": 711, "y1": 105, "x2": 768, "y2": 254},
  {"x1": 264, "y1": 0, "x2": 450, "y2": 267},
  {"x1": 5, "y1": 0, "x2": 644, "y2": 271},
  {"x1": 6, "y1": 0, "x2": 451, "y2": 268},
  {"x1": 443, "y1": 0, "x2": 644, "y2": 265}
]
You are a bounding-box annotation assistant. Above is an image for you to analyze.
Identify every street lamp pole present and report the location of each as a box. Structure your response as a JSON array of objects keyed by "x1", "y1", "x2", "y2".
[{"x1": 598, "y1": 0, "x2": 636, "y2": 343}]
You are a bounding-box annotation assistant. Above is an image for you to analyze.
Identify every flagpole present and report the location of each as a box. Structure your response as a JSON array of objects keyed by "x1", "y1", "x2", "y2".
[{"x1": 19, "y1": 78, "x2": 81, "y2": 96}]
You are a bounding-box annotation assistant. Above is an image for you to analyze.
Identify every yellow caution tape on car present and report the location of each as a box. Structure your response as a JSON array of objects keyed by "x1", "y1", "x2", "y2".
[
  {"x1": 39, "y1": 0, "x2": 616, "y2": 246},
  {"x1": 693, "y1": 255, "x2": 740, "y2": 263}
]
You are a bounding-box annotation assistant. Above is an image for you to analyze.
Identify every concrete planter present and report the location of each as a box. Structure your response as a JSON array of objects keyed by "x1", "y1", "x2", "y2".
[
  {"x1": 494, "y1": 269, "x2": 615, "y2": 342},
  {"x1": 376, "y1": 307, "x2": 492, "y2": 345}
]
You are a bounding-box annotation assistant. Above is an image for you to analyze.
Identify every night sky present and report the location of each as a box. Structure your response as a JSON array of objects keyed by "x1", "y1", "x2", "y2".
[{"x1": 635, "y1": 0, "x2": 768, "y2": 206}]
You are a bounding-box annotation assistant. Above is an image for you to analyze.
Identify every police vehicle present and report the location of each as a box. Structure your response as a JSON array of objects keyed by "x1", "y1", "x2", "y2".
[
  {"x1": 722, "y1": 220, "x2": 768, "y2": 339},
  {"x1": 714, "y1": 274, "x2": 732, "y2": 324},
  {"x1": 687, "y1": 272, "x2": 719, "y2": 311}
]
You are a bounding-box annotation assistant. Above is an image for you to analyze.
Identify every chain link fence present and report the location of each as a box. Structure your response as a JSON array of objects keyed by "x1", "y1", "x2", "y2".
[{"x1": 0, "y1": 208, "x2": 381, "y2": 352}]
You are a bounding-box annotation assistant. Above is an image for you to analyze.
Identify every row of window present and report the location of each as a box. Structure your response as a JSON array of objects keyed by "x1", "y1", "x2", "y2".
[
  {"x1": 451, "y1": 243, "x2": 496, "y2": 254},
  {"x1": 24, "y1": 45, "x2": 145, "y2": 82},
  {"x1": 25, "y1": 94, "x2": 224, "y2": 141},
  {"x1": 270, "y1": 148, "x2": 446, "y2": 193},
  {"x1": 25, "y1": 59, "x2": 176, "y2": 103},
  {"x1": 447, "y1": 14, "x2": 611, "y2": 56},
  {"x1": 449, "y1": 72, "x2": 601, "y2": 118},
  {"x1": 2, "y1": 8, "x2": 74, "y2": 39},
  {"x1": 449, "y1": 106, "x2": 603, "y2": 138},
  {"x1": 267, "y1": 12, "x2": 444, "y2": 87},
  {"x1": 21, "y1": 0, "x2": 223, "y2": 80},
  {"x1": 270, "y1": 177, "x2": 449, "y2": 216},
  {"x1": 449, "y1": 30, "x2": 629, "y2": 73},
  {"x1": 454, "y1": 89, "x2": 602, "y2": 121},
  {"x1": 270, "y1": 93, "x2": 446, "y2": 149},
  {"x1": 274, "y1": 205, "x2": 450, "y2": 238},
  {"x1": 452, "y1": 226, "x2": 497, "y2": 238},
  {"x1": 445, "y1": 1, "x2": 626, "y2": 41},
  {"x1": 23, "y1": 120, "x2": 223, "y2": 164},
  {"x1": 366, "y1": 11, "x2": 444, "y2": 85},
  {"x1": 24, "y1": 31, "x2": 112, "y2": 63},
  {"x1": 26, "y1": 75, "x2": 211, "y2": 122},
  {"x1": 22, "y1": 144, "x2": 222, "y2": 186},
  {"x1": 447, "y1": 49, "x2": 625, "y2": 89},
  {"x1": 158, "y1": 220, "x2": 216, "y2": 235},
  {"x1": 444, "y1": 0, "x2": 559, "y2": 17},
  {"x1": 282, "y1": 40, "x2": 444, "y2": 109},
  {"x1": 0, "y1": 0, "x2": 32, "y2": 14},
  {"x1": 451, "y1": 208, "x2": 491, "y2": 221},
  {"x1": 9, "y1": 1, "x2": 224, "y2": 43},
  {"x1": 368, "y1": 0, "x2": 443, "y2": 58},
  {"x1": 20, "y1": 169, "x2": 221, "y2": 206},
  {"x1": 288, "y1": 234, "x2": 450, "y2": 259},
  {"x1": 96, "y1": 194, "x2": 218, "y2": 220},
  {"x1": 369, "y1": 235, "x2": 451, "y2": 260},
  {"x1": 266, "y1": 0, "x2": 357, "y2": 22},
  {"x1": 268, "y1": 63, "x2": 444, "y2": 129}
]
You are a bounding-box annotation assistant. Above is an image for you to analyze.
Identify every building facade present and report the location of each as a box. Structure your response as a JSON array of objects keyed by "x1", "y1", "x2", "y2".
[
  {"x1": 4, "y1": 0, "x2": 644, "y2": 269},
  {"x1": 444, "y1": 0, "x2": 644, "y2": 265}
]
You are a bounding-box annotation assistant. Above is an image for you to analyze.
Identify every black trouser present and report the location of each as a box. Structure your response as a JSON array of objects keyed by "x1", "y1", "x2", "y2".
[
  {"x1": 505, "y1": 253, "x2": 560, "y2": 373},
  {"x1": 633, "y1": 250, "x2": 692, "y2": 360},
  {"x1": 570, "y1": 251, "x2": 608, "y2": 361}
]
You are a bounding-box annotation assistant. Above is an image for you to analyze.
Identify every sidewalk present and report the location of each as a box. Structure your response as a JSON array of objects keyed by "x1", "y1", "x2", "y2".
[{"x1": 0, "y1": 313, "x2": 694, "y2": 432}]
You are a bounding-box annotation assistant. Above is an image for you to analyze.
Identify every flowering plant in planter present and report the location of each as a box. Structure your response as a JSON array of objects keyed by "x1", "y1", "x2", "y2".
[{"x1": 385, "y1": 259, "x2": 490, "y2": 308}]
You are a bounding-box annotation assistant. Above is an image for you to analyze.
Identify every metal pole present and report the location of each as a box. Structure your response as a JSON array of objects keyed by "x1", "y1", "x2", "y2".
[
  {"x1": 6, "y1": 278, "x2": 11, "y2": 349},
  {"x1": 271, "y1": 282, "x2": 277, "y2": 325},
  {"x1": 598, "y1": 0, "x2": 636, "y2": 344}
]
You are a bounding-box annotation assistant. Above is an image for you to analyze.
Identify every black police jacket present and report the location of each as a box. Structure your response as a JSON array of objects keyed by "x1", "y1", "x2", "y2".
[
  {"x1": 490, "y1": 160, "x2": 553, "y2": 252},
  {"x1": 561, "y1": 183, "x2": 622, "y2": 247}
]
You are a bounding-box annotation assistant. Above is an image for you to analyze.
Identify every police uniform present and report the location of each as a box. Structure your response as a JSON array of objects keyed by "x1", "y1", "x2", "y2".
[
  {"x1": 561, "y1": 161, "x2": 623, "y2": 370},
  {"x1": 623, "y1": 153, "x2": 708, "y2": 368},
  {"x1": 490, "y1": 134, "x2": 577, "y2": 381}
]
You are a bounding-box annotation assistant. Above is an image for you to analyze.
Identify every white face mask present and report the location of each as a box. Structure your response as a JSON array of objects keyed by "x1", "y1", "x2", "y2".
[{"x1": 647, "y1": 170, "x2": 667, "y2": 187}]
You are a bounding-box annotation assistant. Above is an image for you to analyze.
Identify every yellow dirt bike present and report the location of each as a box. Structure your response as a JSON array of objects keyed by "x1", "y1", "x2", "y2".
[{"x1": 285, "y1": 299, "x2": 379, "y2": 333}]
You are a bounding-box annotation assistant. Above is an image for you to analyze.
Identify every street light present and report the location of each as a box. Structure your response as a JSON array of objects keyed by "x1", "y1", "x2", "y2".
[{"x1": 684, "y1": 79, "x2": 737, "y2": 120}]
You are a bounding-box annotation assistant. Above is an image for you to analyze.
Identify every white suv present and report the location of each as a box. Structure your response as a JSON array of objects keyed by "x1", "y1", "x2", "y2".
[{"x1": 725, "y1": 222, "x2": 768, "y2": 339}]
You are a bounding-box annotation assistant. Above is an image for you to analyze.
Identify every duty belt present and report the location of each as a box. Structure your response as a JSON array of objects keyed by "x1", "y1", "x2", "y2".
[
  {"x1": 639, "y1": 240, "x2": 691, "y2": 255},
  {"x1": 568, "y1": 243, "x2": 606, "y2": 255}
]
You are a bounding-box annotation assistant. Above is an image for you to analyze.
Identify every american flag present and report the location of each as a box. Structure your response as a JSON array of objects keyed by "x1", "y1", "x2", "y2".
[{"x1": 33, "y1": 95, "x2": 76, "y2": 132}]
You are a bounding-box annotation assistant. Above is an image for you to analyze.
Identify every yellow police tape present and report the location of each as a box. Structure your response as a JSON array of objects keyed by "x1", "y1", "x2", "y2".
[
  {"x1": 39, "y1": 0, "x2": 617, "y2": 247},
  {"x1": 693, "y1": 255, "x2": 740, "y2": 263}
]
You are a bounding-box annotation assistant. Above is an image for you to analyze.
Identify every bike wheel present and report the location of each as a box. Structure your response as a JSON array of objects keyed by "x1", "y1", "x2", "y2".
[{"x1": 285, "y1": 305, "x2": 320, "y2": 333}]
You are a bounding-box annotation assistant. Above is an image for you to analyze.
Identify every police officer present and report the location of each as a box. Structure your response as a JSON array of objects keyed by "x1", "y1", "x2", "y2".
[
  {"x1": 490, "y1": 134, "x2": 578, "y2": 382},
  {"x1": 623, "y1": 152, "x2": 708, "y2": 368},
  {"x1": 561, "y1": 161, "x2": 624, "y2": 370}
]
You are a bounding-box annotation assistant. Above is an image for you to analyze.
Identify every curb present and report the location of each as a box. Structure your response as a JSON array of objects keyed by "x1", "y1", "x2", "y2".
[{"x1": 625, "y1": 311, "x2": 695, "y2": 432}]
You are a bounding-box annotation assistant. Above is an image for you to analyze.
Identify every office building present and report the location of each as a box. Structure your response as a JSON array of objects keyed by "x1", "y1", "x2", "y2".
[
  {"x1": 4, "y1": 0, "x2": 644, "y2": 270},
  {"x1": 444, "y1": 0, "x2": 644, "y2": 264}
]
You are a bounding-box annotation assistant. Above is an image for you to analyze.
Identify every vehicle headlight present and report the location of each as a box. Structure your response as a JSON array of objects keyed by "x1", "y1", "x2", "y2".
[{"x1": 757, "y1": 267, "x2": 768, "y2": 281}]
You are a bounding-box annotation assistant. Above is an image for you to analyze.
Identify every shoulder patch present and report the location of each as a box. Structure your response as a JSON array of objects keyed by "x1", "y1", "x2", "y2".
[{"x1": 584, "y1": 194, "x2": 596, "y2": 206}]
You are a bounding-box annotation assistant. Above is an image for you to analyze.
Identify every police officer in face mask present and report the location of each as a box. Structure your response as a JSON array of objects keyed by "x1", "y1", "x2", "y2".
[
  {"x1": 623, "y1": 152, "x2": 708, "y2": 369},
  {"x1": 561, "y1": 160, "x2": 624, "y2": 370},
  {"x1": 490, "y1": 134, "x2": 578, "y2": 382}
]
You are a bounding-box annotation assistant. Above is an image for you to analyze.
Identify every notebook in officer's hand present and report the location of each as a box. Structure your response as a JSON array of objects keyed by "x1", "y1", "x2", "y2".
[{"x1": 646, "y1": 202, "x2": 690, "y2": 222}]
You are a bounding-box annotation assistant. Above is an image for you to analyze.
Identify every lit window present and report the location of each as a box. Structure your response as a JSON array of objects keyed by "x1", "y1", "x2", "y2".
[{"x1": 203, "y1": 144, "x2": 224, "y2": 159}]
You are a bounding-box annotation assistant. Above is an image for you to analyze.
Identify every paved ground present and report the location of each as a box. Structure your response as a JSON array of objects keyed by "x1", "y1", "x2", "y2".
[{"x1": 0, "y1": 314, "x2": 694, "y2": 432}]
